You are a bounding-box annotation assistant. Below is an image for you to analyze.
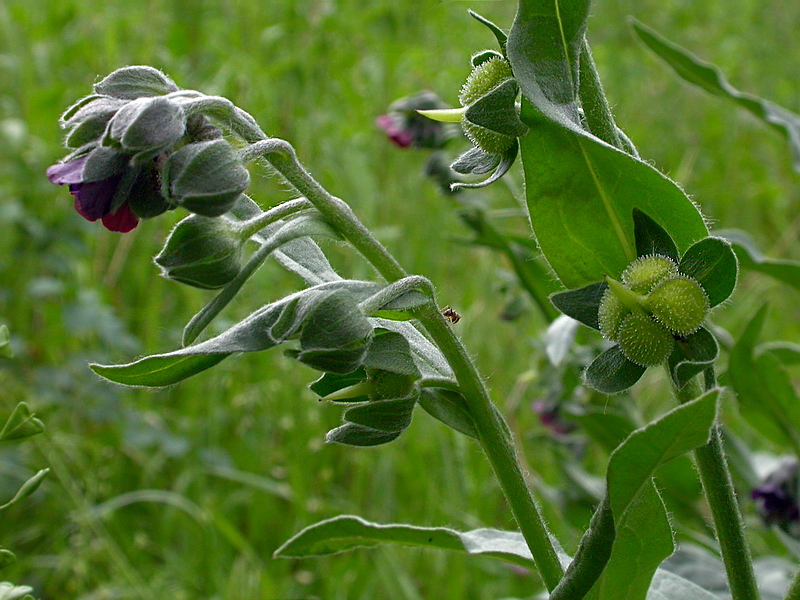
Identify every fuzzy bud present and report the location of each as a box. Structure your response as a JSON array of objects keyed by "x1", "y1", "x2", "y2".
[
  {"x1": 104, "y1": 96, "x2": 186, "y2": 156},
  {"x1": 154, "y1": 215, "x2": 244, "y2": 289},
  {"x1": 163, "y1": 139, "x2": 250, "y2": 217}
]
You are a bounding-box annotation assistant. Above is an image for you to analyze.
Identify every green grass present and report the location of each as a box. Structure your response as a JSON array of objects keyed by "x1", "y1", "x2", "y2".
[{"x1": 1, "y1": 0, "x2": 799, "y2": 598}]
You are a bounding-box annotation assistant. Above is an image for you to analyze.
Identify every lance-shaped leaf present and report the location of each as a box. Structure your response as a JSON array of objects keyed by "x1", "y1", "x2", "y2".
[
  {"x1": 550, "y1": 282, "x2": 607, "y2": 330},
  {"x1": 716, "y1": 228, "x2": 800, "y2": 293},
  {"x1": 729, "y1": 305, "x2": 800, "y2": 449},
  {"x1": 633, "y1": 208, "x2": 679, "y2": 262},
  {"x1": 632, "y1": 19, "x2": 800, "y2": 173},
  {"x1": 0, "y1": 469, "x2": 49, "y2": 511},
  {"x1": 274, "y1": 515, "x2": 542, "y2": 570},
  {"x1": 327, "y1": 396, "x2": 418, "y2": 447},
  {"x1": 450, "y1": 141, "x2": 519, "y2": 190},
  {"x1": 468, "y1": 10, "x2": 508, "y2": 55},
  {"x1": 91, "y1": 282, "x2": 380, "y2": 387},
  {"x1": 507, "y1": 0, "x2": 707, "y2": 288},
  {"x1": 590, "y1": 389, "x2": 720, "y2": 600},
  {"x1": 417, "y1": 387, "x2": 477, "y2": 439},
  {"x1": 584, "y1": 345, "x2": 646, "y2": 394}
]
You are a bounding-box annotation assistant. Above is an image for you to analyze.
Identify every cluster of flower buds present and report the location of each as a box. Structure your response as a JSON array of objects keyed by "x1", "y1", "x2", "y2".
[{"x1": 47, "y1": 67, "x2": 250, "y2": 232}]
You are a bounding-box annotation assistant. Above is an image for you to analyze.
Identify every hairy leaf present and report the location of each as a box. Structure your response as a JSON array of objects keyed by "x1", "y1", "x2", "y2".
[
  {"x1": 679, "y1": 237, "x2": 738, "y2": 307},
  {"x1": 584, "y1": 345, "x2": 646, "y2": 394}
]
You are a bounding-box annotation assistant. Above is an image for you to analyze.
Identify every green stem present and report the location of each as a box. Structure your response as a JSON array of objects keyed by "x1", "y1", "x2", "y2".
[
  {"x1": 242, "y1": 134, "x2": 564, "y2": 591},
  {"x1": 578, "y1": 38, "x2": 623, "y2": 150},
  {"x1": 236, "y1": 197, "x2": 311, "y2": 240},
  {"x1": 784, "y1": 567, "x2": 800, "y2": 600},
  {"x1": 675, "y1": 378, "x2": 761, "y2": 600}
]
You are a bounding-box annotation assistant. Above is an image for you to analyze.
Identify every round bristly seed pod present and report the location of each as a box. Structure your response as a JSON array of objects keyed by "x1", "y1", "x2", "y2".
[
  {"x1": 622, "y1": 254, "x2": 678, "y2": 293},
  {"x1": 646, "y1": 275, "x2": 710, "y2": 336},
  {"x1": 459, "y1": 56, "x2": 513, "y2": 106},
  {"x1": 617, "y1": 314, "x2": 674, "y2": 367},
  {"x1": 598, "y1": 288, "x2": 628, "y2": 342},
  {"x1": 461, "y1": 120, "x2": 515, "y2": 154}
]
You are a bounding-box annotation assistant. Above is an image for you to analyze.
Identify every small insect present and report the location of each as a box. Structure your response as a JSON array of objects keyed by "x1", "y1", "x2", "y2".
[{"x1": 441, "y1": 306, "x2": 461, "y2": 324}]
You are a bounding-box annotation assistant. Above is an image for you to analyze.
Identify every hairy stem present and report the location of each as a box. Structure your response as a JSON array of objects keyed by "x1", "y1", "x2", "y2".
[
  {"x1": 676, "y1": 378, "x2": 761, "y2": 600},
  {"x1": 241, "y1": 132, "x2": 564, "y2": 591}
]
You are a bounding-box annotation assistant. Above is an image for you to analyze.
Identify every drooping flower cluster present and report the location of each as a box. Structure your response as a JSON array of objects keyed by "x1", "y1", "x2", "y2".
[
  {"x1": 47, "y1": 66, "x2": 250, "y2": 232},
  {"x1": 752, "y1": 458, "x2": 800, "y2": 536}
]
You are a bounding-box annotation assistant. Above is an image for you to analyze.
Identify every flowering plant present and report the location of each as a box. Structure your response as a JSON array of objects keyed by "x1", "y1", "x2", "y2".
[{"x1": 39, "y1": 1, "x2": 800, "y2": 599}]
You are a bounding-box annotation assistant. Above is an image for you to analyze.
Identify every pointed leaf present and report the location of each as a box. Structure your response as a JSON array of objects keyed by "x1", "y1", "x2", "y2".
[
  {"x1": 418, "y1": 387, "x2": 477, "y2": 439},
  {"x1": 550, "y1": 282, "x2": 607, "y2": 330},
  {"x1": 592, "y1": 389, "x2": 719, "y2": 600},
  {"x1": 325, "y1": 422, "x2": 404, "y2": 447},
  {"x1": 464, "y1": 79, "x2": 528, "y2": 138},
  {"x1": 729, "y1": 305, "x2": 800, "y2": 448},
  {"x1": 667, "y1": 327, "x2": 719, "y2": 390},
  {"x1": 633, "y1": 208, "x2": 679, "y2": 261},
  {"x1": 679, "y1": 237, "x2": 738, "y2": 307},
  {"x1": 468, "y1": 10, "x2": 508, "y2": 55},
  {"x1": 310, "y1": 368, "x2": 368, "y2": 399},
  {"x1": 584, "y1": 346, "x2": 646, "y2": 394},
  {"x1": 0, "y1": 403, "x2": 45, "y2": 442},
  {"x1": 632, "y1": 19, "x2": 800, "y2": 173},
  {"x1": 93, "y1": 283, "x2": 379, "y2": 387},
  {"x1": 274, "y1": 515, "x2": 537, "y2": 569},
  {"x1": 717, "y1": 228, "x2": 800, "y2": 293},
  {"x1": 342, "y1": 397, "x2": 417, "y2": 433}
]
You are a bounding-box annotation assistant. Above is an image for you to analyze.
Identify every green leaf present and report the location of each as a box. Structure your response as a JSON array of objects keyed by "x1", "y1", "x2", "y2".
[
  {"x1": 633, "y1": 208, "x2": 679, "y2": 262},
  {"x1": 679, "y1": 237, "x2": 738, "y2": 307},
  {"x1": 230, "y1": 194, "x2": 342, "y2": 287},
  {"x1": 464, "y1": 79, "x2": 528, "y2": 138},
  {"x1": 325, "y1": 422, "x2": 404, "y2": 447},
  {"x1": 0, "y1": 469, "x2": 49, "y2": 511},
  {"x1": 0, "y1": 403, "x2": 45, "y2": 442},
  {"x1": 667, "y1": 327, "x2": 719, "y2": 390},
  {"x1": 563, "y1": 404, "x2": 636, "y2": 452},
  {"x1": 717, "y1": 228, "x2": 800, "y2": 293},
  {"x1": 468, "y1": 10, "x2": 508, "y2": 55},
  {"x1": 508, "y1": 1, "x2": 706, "y2": 288},
  {"x1": 417, "y1": 387, "x2": 477, "y2": 439},
  {"x1": 371, "y1": 319, "x2": 453, "y2": 380},
  {"x1": 274, "y1": 515, "x2": 537, "y2": 570},
  {"x1": 92, "y1": 282, "x2": 379, "y2": 387},
  {"x1": 729, "y1": 305, "x2": 800, "y2": 449},
  {"x1": 310, "y1": 368, "x2": 368, "y2": 399},
  {"x1": 584, "y1": 345, "x2": 646, "y2": 394},
  {"x1": 341, "y1": 397, "x2": 417, "y2": 434},
  {"x1": 550, "y1": 282, "x2": 607, "y2": 330},
  {"x1": 182, "y1": 212, "x2": 342, "y2": 344},
  {"x1": 362, "y1": 330, "x2": 420, "y2": 377},
  {"x1": 631, "y1": 19, "x2": 800, "y2": 173},
  {"x1": 592, "y1": 389, "x2": 719, "y2": 600}
]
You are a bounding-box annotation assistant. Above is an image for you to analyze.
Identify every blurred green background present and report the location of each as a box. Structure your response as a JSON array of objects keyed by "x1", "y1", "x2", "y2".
[{"x1": 1, "y1": 0, "x2": 799, "y2": 598}]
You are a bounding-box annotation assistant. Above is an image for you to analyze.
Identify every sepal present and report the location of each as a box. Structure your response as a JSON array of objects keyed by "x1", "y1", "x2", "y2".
[{"x1": 93, "y1": 66, "x2": 179, "y2": 100}]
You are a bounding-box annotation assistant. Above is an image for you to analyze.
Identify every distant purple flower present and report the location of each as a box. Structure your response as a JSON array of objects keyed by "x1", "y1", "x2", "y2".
[
  {"x1": 533, "y1": 400, "x2": 576, "y2": 436},
  {"x1": 752, "y1": 458, "x2": 800, "y2": 533},
  {"x1": 46, "y1": 156, "x2": 138, "y2": 233},
  {"x1": 376, "y1": 91, "x2": 456, "y2": 150}
]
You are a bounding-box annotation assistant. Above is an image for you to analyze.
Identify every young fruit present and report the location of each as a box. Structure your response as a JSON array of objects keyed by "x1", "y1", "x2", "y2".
[
  {"x1": 617, "y1": 313, "x2": 674, "y2": 367},
  {"x1": 646, "y1": 275, "x2": 710, "y2": 336},
  {"x1": 459, "y1": 56, "x2": 515, "y2": 154},
  {"x1": 622, "y1": 254, "x2": 678, "y2": 293},
  {"x1": 598, "y1": 289, "x2": 628, "y2": 342}
]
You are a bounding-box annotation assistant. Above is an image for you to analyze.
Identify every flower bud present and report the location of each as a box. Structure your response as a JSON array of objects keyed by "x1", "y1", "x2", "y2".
[
  {"x1": 93, "y1": 66, "x2": 179, "y2": 100},
  {"x1": 154, "y1": 215, "x2": 244, "y2": 289},
  {"x1": 104, "y1": 96, "x2": 186, "y2": 156},
  {"x1": 63, "y1": 96, "x2": 129, "y2": 149},
  {"x1": 163, "y1": 139, "x2": 250, "y2": 217}
]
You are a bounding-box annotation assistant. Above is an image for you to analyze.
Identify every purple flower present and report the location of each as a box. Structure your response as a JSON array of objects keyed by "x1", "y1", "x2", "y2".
[
  {"x1": 376, "y1": 91, "x2": 457, "y2": 150},
  {"x1": 533, "y1": 400, "x2": 576, "y2": 436},
  {"x1": 46, "y1": 156, "x2": 138, "y2": 233},
  {"x1": 752, "y1": 458, "x2": 800, "y2": 533}
]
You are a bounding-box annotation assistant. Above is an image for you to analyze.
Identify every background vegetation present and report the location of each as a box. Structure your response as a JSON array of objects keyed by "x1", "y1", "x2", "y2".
[{"x1": 1, "y1": 0, "x2": 798, "y2": 598}]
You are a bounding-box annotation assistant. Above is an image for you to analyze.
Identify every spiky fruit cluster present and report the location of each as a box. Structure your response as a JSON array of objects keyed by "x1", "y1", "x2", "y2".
[
  {"x1": 599, "y1": 255, "x2": 711, "y2": 367},
  {"x1": 458, "y1": 56, "x2": 515, "y2": 154}
]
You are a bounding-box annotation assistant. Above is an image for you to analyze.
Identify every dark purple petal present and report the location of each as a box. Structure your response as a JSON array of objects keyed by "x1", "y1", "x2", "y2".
[
  {"x1": 46, "y1": 157, "x2": 88, "y2": 185},
  {"x1": 376, "y1": 114, "x2": 413, "y2": 148},
  {"x1": 72, "y1": 175, "x2": 122, "y2": 221},
  {"x1": 101, "y1": 202, "x2": 138, "y2": 233}
]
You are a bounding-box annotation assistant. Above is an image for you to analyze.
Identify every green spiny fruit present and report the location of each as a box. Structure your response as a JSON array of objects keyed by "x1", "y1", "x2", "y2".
[
  {"x1": 617, "y1": 313, "x2": 674, "y2": 367},
  {"x1": 622, "y1": 254, "x2": 678, "y2": 293},
  {"x1": 598, "y1": 288, "x2": 628, "y2": 342},
  {"x1": 459, "y1": 56, "x2": 515, "y2": 154},
  {"x1": 646, "y1": 275, "x2": 710, "y2": 336},
  {"x1": 459, "y1": 56, "x2": 513, "y2": 106}
]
